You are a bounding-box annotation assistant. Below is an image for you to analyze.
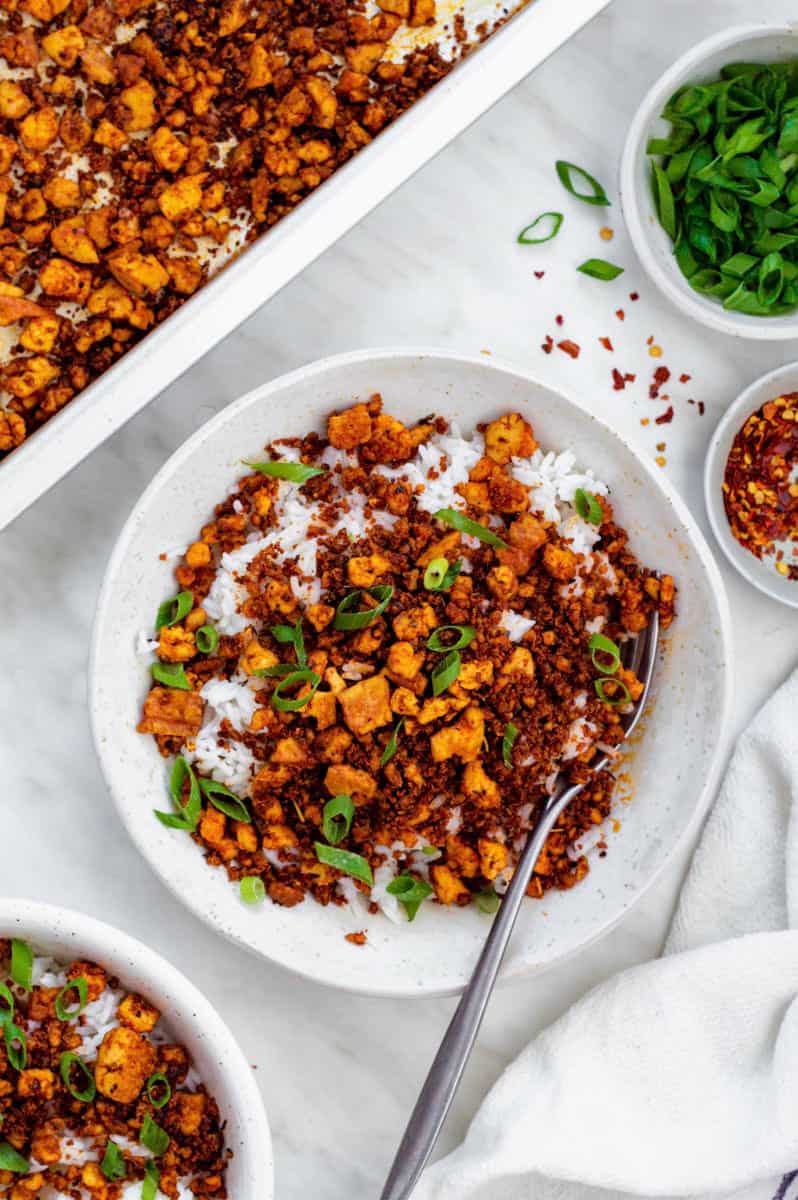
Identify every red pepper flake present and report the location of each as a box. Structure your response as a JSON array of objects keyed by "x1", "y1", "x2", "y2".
[
  {"x1": 557, "y1": 339, "x2": 580, "y2": 359},
  {"x1": 616, "y1": 309, "x2": 625, "y2": 321},
  {"x1": 640, "y1": 417, "x2": 650, "y2": 426},
  {"x1": 698, "y1": 401, "x2": 705, "y2": 416},
  {"x1": 345, "y1": 931, "x2": 367, "y2": 946},
  {"x1": 646, "y1": 335, "x2": 653, "y2": 345},
  {"x1": 612, "y1": 368, "x2": 626, "y2": 391},
  {"x1": 599, "y1": 336, "x2": 613, "y2": 352},
  {"x1": 649, "y1": 366, "x2": 671, "y2": 399},
  {"x1": 534, "y1": 270, "x2": 545, "y2": 279},
  {"x1": 679, "y1": 373, "x2": 691, "y2": 384},
  {"x1": 629, "y1": 291, "x2": 640, "y2": 301},
  {"x1": 541, "y1": 334, "x2": 554, "y2": 354},
  {"x1": 655, "y1": 406, "x2": 674, "y2": 425},
  {"x1": 555, "y1": 314, "x2": 564, "y2": 326},
  {"x1": 624, "y1": 372, "x2": 636, "y2": 383}
]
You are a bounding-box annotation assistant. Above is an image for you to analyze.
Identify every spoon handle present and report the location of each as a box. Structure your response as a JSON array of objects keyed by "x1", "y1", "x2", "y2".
[{"x1": 379, "y1": 784, "x2": 580, "y2": 1200}]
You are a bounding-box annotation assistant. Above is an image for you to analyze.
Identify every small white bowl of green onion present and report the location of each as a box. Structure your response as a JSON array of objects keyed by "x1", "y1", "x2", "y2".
[{"x1": 621, "y1": 24, "x2": 798, "y2": 339}]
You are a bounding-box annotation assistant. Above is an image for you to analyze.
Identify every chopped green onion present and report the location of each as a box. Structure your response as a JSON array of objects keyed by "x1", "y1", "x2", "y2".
[
  {"x1": 253, "y1": 663, "x2": 296, "y2": 678},
  {"x1": 155, "y1": 756, "x2": 201, "y2": 830},
  {"x1": 385, "y1": 873, "x2": 433, "y2": 922},
  {"x1": 333, "y1": 585, "x2": 394, "y2": 631},
  {"x1": 476, "y1": 888, "x2": 500, "y2": 914},
  {"x1": 517, "y1": 211, "x2": 564, "y2": 244},
  {"x1": 150, "y1": 662, "x2": 190, "y2": 690},
  {"x1": 100, "y1": 1140, "x2": 126, "y2": 1182},
  {"x1": 155, "y1": 591, "x2": 193, "y2": 631},
  {"x1": 433, "y1": 509, "x2": 508, "y2": 549},
  {"x1": 589, "y1": 632, "x2": 621, "y2": 675},
  {"x1": 423, "y1": 557, "x2": 449, "y2": 590},
  {"x1": 0, "y1": 983, "x2": 14, "y2": 1025},
  {"x1": 142, "y1": 1160, "x2": 160, "y2": 1200},
  {"x1": 322, "y1": 794, "x2": 355, "y2": 844},
  {"x1": 240, "y1": 876, "x2": 266, "y2": 905},
  {"x1": 595, "y1": 676, "x2": 632, "y2": 707},
  {"x1": 379, "y1": 720, "x2": 404, "y2": 768},
  {"x1": 314, "y1": 843, "x2": 373, "y2": 886},
  {"x1": 502, "y1": 722, "x2": 519, "y2": 768},
  {"x1": 146, "y1": 1073, "x2": 171, "y2": 1109},
  {"x1": 577, "y1": 258, "x2": 625, "y2": 281},
  {"x1": 270, "y1": 668, "x2": 321, "y2": 711},
  {"x1": 195, "y1": 624, "x2": 219, "y2": 655},
  {"x1": 421, "y1": 846, "x2": 440, "y2": 857},
  {"x1": 140, "y1": 1113, "x2": 170, "y2": 1157},
  {"x1": 59, "y1": 1052, "x2": 96, "y2": 1102},
  {"x1": 4, "y1": 1022, "x2": 26, "y2": 1071},
  {"x1": 555, "y1": 160, "x2": 610, "y2": 206},
  {"x1": 244, "y1": 460, "x2": 326, "y2": 484},
  {"x1": 199, "y1": 777, "x2": 251, "y2": 823},
  {"x1": 426, "y1": 624, "x2": 475, "y2": 653},
  {"x1": 0, "y1": 1143, "x2": 29, "y2": 1173},
  {"x1": 55, "y1": 977, "x2": 88, "y2": 1022},
  {"x1": 10, "y1": 940, "x2": 32, "y2": 992},
  {"x1": 573, "y1": 488, "x2": 603, "y2": 525},
  {"x1": 270, "y1": 618, "x2": 306, "y2": 666},
  {"x1": 431, "y1": 650, "x2": 461, "y2": 696}
]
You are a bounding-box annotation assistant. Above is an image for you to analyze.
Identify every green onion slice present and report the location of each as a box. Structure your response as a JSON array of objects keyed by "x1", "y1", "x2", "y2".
[
  {"x1": 270, "y1": 668, "x2": 321, "y2": 711},
  {"x1": 589, "y1": 632, "x2": 621, "y2": 675},
  {"x1": 431, "y1": 650, "x2": 462, "y2": 696},
  {"x1": 195, "y1": 624, "x2": 219, "y2": 655},
  {"x1": 423, "y1": 557, "x2": 449, "y2": 590},
  {"x1": 10, "y1": 939, "x2": 32, "y2": 992},
  {"x1": 142, "y1": 1160, "x2": 160, "y2": 1200},
  {"x1": 155, "y1": 756, "x2": 201, "y2": 831},
  {"x1": 0, "y1": 983, "x2": 14, "y2": 1026},
  {"x1": 314, "y1": 844, "x2": 373, "y2": 886},
  {"x1": 502, "y1": 722, "x2": 519, "y2": 768},
  {"x1": 4, "y1": 1022, "x2": 27, "y2": 1071},
  {"x1": 199, "y1": 777, "x2": 251, "y2": 823},
  {"x1": 577, "y1": 258, "x2": 625, "y2": 281},
  {"x1": 0, "y1": 1143, "x2": 30, "y2": 1173},
  {"x1": 385, "y1": 873, "x2": 433, "y2": 922},
  {"x1": 140, "y1": 1113, "x2": 170, "y2": 1157},
  {"x1": 150, "y1": 662, "x2": 190, "y2": 691},
  {"x1": 253, "y1": 663, "x2": 296, "y2": 678},
  {"x1": 240, "y1": 876, "x2": 266, "y2": 905},
  {"x1": 555, "y1": 160, "x2": 610, "y2": 206},
  {"x1": 155, "y1": 591, "x2": 193, "y2": 631},
  {"x1": 421, "y1": 846, "x2": 440, "y2": 857},
  {"x1": 379, "y1": 720, "x2": 404, "y2": 768},
  {"x1": 595, "y1": 676, "x2": 632, "y2": 707},
  {"x1": 517, "y1": 211, "x2": 564, "y2": 244},
  {"x1": 55, "y1": 976, "x2": 88, "y2": 1022},
  {"x1": 100, "y1": 1140, "x2": 126, "y2": 1182},
  {"x1": 270, "y1": 618, "x2": 306, "y2": 666},
  {"x1": 476, "y1": 888, "x2": 500, "y2": 915},
  {"x1": 573, "y1": 488, "x2": 603, "y2": 525},
  {"x1": 333, "y1": 585, "x2": 394, "y2": 631},
  {"x1": 244, "y1": 460, "x2": 326, "y2": 484},
  {"x1": 322, "y1": 794, "x2": 355, "y2": 845},
  {"x1": 60, "y1": 1052, "x2": 96, "y2": 1102},
  {"x1": 146, "y1": 1072, "x2": 171, "y2": 1109},
  {"x1": 433, "y1": 509, "x2": 508, "y2": 549},
  {"x1": 426, "y1": 624, "x2": 475, "y2": 653}
]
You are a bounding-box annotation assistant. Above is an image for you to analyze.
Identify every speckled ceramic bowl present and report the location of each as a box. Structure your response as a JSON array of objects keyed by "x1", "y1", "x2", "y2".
[
  {"x1": 90, "y1": 349, "x2": 733, "y2": 997},
  {"x1": 0, "y1": 899, "x2": 273, "y2": 1197}
]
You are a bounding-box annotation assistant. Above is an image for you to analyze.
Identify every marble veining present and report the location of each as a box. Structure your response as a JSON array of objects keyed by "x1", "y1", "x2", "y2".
[{"x1": 2, "y1": 1, "x2": 798, "y2": 1195}]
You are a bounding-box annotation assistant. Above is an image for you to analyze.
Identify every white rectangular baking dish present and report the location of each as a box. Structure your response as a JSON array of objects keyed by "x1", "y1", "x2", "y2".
[{"x1": 0, "y1": 0, "x2": 609, "y2": 531}]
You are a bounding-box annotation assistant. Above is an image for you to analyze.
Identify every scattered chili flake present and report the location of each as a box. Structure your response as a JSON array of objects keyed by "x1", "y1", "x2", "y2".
[
  {"x1": 345, "y1": 931, "x2": 367, "y2": 946},
  {"x1": 649, "y1": 366, "x2": 671, "y2": 399},
  {"x1": 656, "y1": 442, "x2": 666, "y2": 452},
  {"x1": 629, "y1": 292, "x2": 640, "y2": 301},
  {"x1": 599, "y1": 336, "x2": 614, "y2": 352},
  {"x1": 541, "y1": 335, "x2": 554, "y2": 355},
  {"x1": 646, "y1": 336, "x2": 654, "y2": 345},
  {"x1": 655, "y1": 455, "x2": 667, "y2": 468},
  {"x1": 480, "y1": 349, "x2": 492, "y2": 356},
  {"x1": 600, "y1": 227, "x2": 614, "y2": 241},
  {"x1": 698, "y1": 401, "x2": 705, "y2": 416},
  {"x1": 612, "y1": 368, "x2": 626, "y2": 391},
  {"x1": 649, "y1": 345, "x2": 663, "y2": 358},
  {"x1": 655, "y1": 406, "x2": 674, "y2": 425},
  {"x1": 624, "y1": 372, "x2": 636, "y2": 383},
  {"x1": 640, "y1": 418, "x2": 650, "y2": 426},
  {"x1": 555, "y1": 314, "x2": 564, "y2": 326},
  {"x1": 679, "y1": 373, "x2": 691, "y2": 384},
  {"x1": 534, "y1": 271, "x2": 546, "y2": 279},
  {"x1": 557, "y1": 339, "x2": 581, "y2": 359},
  {"x1": 722, "y1": 393, "x2": 798, "y2": 578},
  {"x1": 616, "y1": 309, "x2": 625, "y2": 321}
]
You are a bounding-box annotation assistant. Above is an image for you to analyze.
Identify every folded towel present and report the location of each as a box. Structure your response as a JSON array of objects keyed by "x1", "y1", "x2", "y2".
[{"x1": 416, "y1": 667, "x2": 798, "y2": 1200}]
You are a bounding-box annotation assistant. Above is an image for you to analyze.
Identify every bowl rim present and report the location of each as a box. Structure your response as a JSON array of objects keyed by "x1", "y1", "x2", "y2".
[
  {"x1": 704, "y1": 359, "x2": 798, "y2": 608},
  {"x1": 619, "y1": 22, "x2": 798, "y2": 342},
  {"x1": 0, "y1": 897, "x2": 274, "y2": 1197},
  {"x1": 90, "y1": 346, "x2": 735, "y2": 997}
]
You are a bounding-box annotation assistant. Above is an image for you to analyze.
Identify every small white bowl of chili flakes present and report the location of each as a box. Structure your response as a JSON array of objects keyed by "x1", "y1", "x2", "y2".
[{"x1": 705, "y1": 361, "x2": 798, "y2": 607}]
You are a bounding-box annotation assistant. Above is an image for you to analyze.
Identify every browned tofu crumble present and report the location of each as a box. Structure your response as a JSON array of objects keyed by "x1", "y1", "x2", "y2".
[
  {"x1": 137, "y1": 401, "x2": 675, "y2": 918},
  {"x1": 0, "y1": 0, "x2": 511, "y2": 458},
  {"x1": 0, "y1": 940, "x2": 229, "y2": 1199}
]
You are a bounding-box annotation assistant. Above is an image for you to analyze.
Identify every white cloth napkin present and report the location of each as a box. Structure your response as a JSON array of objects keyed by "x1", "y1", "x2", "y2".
[{"x1": 416, "y1": 667, "x2": 798, "y2": 1200}]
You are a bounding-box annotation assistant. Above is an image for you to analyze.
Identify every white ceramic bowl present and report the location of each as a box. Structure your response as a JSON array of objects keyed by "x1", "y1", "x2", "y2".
[
  {"x1": 705, "y1": 360, "x2": 798, "y2": 607},
  {"x1": 91, "y1": 349, "x2": 733, "y2": 998},
  {"x1": 620, "y1": 24, "x2": 798, "y2": 341},
  {"x1": 0, "y1": 898, "x2": 273, "y2": 1197}
]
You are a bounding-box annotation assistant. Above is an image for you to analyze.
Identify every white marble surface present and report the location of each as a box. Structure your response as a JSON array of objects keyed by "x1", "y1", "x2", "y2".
[{"x1": 3, "y1": 0, "x2": 798, "y2": 1195}]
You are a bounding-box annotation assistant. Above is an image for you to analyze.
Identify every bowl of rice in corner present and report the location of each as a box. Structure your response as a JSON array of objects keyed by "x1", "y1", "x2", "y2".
[
  {"x1": 0, "y1": 898, "x2": 273, "y2": 1198},
  {"x1": 90, "y1": 349, "x2": 733, "y2": 998}
]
